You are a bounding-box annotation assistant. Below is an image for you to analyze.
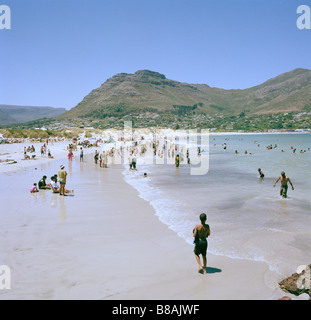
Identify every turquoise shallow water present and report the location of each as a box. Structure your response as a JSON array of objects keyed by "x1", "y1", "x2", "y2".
[{"x1": 123, "y1": 133, "x2": 311, "y2": 276}]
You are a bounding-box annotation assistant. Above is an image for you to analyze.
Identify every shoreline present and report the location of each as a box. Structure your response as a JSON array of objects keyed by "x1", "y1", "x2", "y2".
[
  {"x1": 120, "y1": 167, "x2": 309, "y2": 300},
  {"x1": 209, "y1": 131, "x2": 311, "y2": 136},
  {"x1": 0, "y1": 133, "x2": 309, "y2": 300},
  {"x1": 104, "y1": 166, "x2": 293, "y2": 300},
  {"x1": 0, "y1": 159, "x2": 286, "y2": 300}
]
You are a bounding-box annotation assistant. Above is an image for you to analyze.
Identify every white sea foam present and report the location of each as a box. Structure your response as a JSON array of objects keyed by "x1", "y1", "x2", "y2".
[{"x1": 122, "y1": 133, "x2": 311, "y2": 276}]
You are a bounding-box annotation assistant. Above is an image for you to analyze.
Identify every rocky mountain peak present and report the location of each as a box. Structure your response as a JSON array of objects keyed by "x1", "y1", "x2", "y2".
[{"x1": 134, "y1": 70, "x2": 166, "y2": 79}]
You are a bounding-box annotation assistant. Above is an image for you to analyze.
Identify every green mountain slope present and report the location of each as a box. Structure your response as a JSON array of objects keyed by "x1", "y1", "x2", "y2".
[{"x1": 56, "y1": 68, "x2": 311, "y2": 120}]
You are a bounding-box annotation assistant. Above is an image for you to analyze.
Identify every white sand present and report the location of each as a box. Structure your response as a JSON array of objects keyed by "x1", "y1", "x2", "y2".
[
  {"x1": 0, "y1": 140, "x2": 97, "y2": 174},
  {"x1": 0, "y1": 131, "x2": 305, "y2": 300}
]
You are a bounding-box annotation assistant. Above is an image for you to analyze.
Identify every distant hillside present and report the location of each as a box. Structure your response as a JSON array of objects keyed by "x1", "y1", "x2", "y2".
[
  {"x1": 0, "y1": 105, "x2": 67, "y2": 126},
  {"x1": 227, "y1": 68, "x2": 311, "y2": 114},
  {"x1": 0, "y1": 109, "x2": 17, "y2": 126},
  {"x1": 58, "y1": 68, "x2": 311, "y2": 120}
]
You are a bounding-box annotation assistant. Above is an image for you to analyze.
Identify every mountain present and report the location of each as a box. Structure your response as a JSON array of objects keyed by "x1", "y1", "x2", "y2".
[
  {"x1": 58, "y1": 70, "x2": 217, "y2": 119},
  {"x1": 0, "y1": 109, "x2": 17, "y2": 126},
  {"x1": 58, "y1": 68, "x2": 311, "y2": 121},
  {"x1": 228, "y1": 68, "x2": 311, "y2": 114},
  {"x1": 0, "y1": 105, "x2": 67, "y2": 126}
]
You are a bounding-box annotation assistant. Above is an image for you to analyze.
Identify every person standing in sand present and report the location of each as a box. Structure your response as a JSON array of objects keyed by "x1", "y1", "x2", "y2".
[
  {"x1": 175, "y1": 154, "x2": 180, "y2": 168},
  {"x1": 193, "y1": 213, "x2": 210, "y2": 274},
  {"x1": 58, "y1": 165, "x2": 68, "y2": 196},
  {"x1": 273, "y1": 171, "x2": 294, "y2": 199},
  {"x1": 94, "y1": 150, "x2": 99, "y2": 164},
  {"x1": 131, "y1": 153, "x2": 137, "y2": 170},
  {"x1": 68, "y1": 149, "x2": 73, "y2": 162}
]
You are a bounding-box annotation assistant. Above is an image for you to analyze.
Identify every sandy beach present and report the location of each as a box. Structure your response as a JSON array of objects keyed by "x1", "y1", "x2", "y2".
[
  {"x1": 0, "y1": 140, "x2": 94, "y2": 174},
  {"x1": 0, "y1": 132, "x2": 309, "y2": 300},
  {"x1": 0, "y1": 157, "x2": 295, "y2": 300},
  {"x1": 3, "y1": 0, "x2": 311, "y2": 302}
]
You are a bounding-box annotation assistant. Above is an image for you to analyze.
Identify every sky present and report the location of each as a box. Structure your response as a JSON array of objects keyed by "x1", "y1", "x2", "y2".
[{"x1": 1, "y1": 0, "x2": 311, "y2": 110}]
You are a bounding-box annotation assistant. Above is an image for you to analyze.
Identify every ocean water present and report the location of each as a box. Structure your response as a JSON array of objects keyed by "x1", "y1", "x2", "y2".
[{"x1": 123, "y1": 133, "x2": 311, "y2": 276}]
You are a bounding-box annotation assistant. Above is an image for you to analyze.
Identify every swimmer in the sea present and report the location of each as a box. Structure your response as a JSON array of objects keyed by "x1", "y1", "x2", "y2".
[
  {"x1": 273, "y1": 171, "x2": 294, "y2": 199},
  {"x1": 258, "y1": 168, "x2": 265, "y2": 178}
]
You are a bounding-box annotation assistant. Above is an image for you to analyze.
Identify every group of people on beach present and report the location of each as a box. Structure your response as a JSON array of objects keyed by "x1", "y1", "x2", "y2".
[
  {"x1": 93, "y1": 149, "x2": 109, "y2": 168},
  {"x1": 30, "y1": 164, "x2": 73, "y2": 196},
  {"x1": 26, "y1": 133, "x2": 303, "y2": 277},
  {"x1": 24, "y1": 148, "x2": 36, "y2": 160},
  {"x1": 23, "y1": 143, "x2": 54, "y2": 160},
  {"x1": 25, "y1": 145, "x2": 36, "y2": 153}
]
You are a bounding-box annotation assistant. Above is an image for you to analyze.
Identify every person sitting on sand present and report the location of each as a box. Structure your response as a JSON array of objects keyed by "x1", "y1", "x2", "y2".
[
  {"x1": 24, "y1": 150, "x2": 31, "y2": 160},
  {"x1": 193, "y1": 213, "x2": 210, "y2": 274},
  {"x1": 52, "y1": 174, "x2": 58, "y2": 183},
  {"x1": 273, "y1": 171, "x2": 294, "y2": 199},
  {"x1": 50, "y1": 176, "x2": 74, "y2": 194},
  {"x1": 47, "y1": 149, "x2": 54, "y2": 158},
  {"x1": 30, "y1": 183, "x2": 39, "y2": 193},
  {"x1": 38, "y1": 175, "x2": 51, "y2": 190},
  {"x1": 50, "y1": 176, "x2": 59, "y2": 192}
]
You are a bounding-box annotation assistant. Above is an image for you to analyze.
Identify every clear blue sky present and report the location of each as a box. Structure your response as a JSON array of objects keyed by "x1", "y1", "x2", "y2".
[{"x1": 1, "y1": 0, "x2": 311, "y2": 110}]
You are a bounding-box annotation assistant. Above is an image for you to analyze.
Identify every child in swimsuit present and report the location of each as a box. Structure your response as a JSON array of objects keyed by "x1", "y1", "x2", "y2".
[{"x1": 30, "y1": 183, "x2": 39, "y2": 193}]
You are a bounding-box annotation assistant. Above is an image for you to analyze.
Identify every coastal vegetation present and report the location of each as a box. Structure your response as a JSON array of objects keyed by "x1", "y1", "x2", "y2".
[{"x1": 1, "y1": 108, "x2": 310, "y2": 139}]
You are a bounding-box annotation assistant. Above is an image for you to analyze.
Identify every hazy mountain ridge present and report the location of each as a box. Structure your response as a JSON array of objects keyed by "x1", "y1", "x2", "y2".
[{"x1": 0, "y1": 105, "x2": 67, "y2": 126}]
